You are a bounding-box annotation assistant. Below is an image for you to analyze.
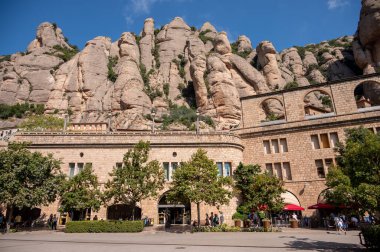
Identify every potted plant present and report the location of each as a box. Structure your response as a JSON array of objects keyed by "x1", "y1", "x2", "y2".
[
  {"x1": 262, "y1": 218, "x2": 271, "y2": 230},
  {"x1": 290, "y1": 218, "x2": 299, "y2": 228},
  {"x1": 232, "y1": 212, "x2": 244, "y2": 227}
]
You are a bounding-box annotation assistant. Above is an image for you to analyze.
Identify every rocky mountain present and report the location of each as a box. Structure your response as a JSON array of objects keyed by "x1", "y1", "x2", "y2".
[{"x1": 0, "y1": 0, "x2": 378, "y2": 130}]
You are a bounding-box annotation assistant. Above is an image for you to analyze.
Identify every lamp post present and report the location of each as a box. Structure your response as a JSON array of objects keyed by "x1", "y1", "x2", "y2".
[
  {"x1": 196, "y1": 109, "x2": 200, "y2": 135},
  {"x1": 108, "y1": 112, "x2": 112, "y2": 133},
  {"x1": 151, "y1": 110, "x2": 156, "y2": 133},
  {"x1": 63, "y1": 113, "x2": 68, "y2": 132}
]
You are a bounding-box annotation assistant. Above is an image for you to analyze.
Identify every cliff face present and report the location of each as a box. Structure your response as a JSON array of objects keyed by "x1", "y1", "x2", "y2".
[{"x1": 0, "y1": 2, "x2": 377, "y2": 130}]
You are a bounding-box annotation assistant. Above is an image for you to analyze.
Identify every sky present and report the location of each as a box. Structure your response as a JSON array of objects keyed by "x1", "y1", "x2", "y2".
[{"x1": 0, "y1": 0, "x2": 361, "y2": 55}]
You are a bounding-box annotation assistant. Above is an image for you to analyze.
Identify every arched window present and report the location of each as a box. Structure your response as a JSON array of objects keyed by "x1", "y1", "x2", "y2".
[
  {"x1": 354, "y1": 81, "x2": 380, "y2": 109},
  {"x1": 304, "y1": 90, "x2": 334, "y2": 117},
  {"x1": 260, "y1": 98, "x2": 285, "y2": 123}
]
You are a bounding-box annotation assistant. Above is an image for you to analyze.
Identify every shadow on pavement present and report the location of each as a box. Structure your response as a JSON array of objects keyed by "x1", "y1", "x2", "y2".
[{"x1": 280, "y1": 235, "x2": 363, "y2": 251}]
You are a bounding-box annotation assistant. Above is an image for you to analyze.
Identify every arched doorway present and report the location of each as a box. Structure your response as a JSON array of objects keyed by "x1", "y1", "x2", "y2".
[
  {"x1": 158, "y1": 192, "x2": 191, "y2": 225},
  {"x1": 107, "y1": 204, "x2": 141, "y2": 220}
]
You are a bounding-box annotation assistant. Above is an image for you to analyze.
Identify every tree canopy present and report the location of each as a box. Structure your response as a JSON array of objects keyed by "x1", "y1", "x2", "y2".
[
  {"x1": 325, "y1": 127, "x2": 380, "y2": 213},
  {"x1": 59, "y1": 163, "x2": 102, "y2": 216},
  {"x1": 168, "y1": 149, "x2": 232, "y2": 226},
  {"x1": 103, "y1": 140, "x2": 164, "y2": 220},
  {"x1": 0, "y1": 142, "x2": 64, "y2": 229},
  {"x1": 233, "y1": 162, "x2": 285, "y2": 216}
]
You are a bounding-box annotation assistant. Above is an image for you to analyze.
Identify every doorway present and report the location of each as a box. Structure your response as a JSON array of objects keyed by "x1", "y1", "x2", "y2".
[{"x1": 158, "y1": 192, "x2": 190, "y2": 225}]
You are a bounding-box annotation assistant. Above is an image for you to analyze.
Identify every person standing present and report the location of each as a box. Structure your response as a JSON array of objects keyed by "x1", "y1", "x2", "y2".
[
  {"x1": 219, "y1": 212, "x2": 224, "y2": 225},
  {"x1": 205, "y1": 213, "x2": 210, "y2": 226},
  {"x1": 210, "y1": 212, "x2": 214, "y2": 227},
  {"x1": 48, "y1": 214, "x2": 53, "y2": 229},
  {"x1": 213, "y1": 213, "x2": 219, "y2": 226},
  {"x1": 52, "y1": 214, "x2": 57, "y2": 230}
]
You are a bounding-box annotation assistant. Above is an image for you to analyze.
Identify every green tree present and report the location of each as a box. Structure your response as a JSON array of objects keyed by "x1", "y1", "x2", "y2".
[
  {"x1": 59, "y1": 164, "x2": 102, "y2": 220},
  {"x1": 19, "y1": 115, "x2": 64, "y2": 131},
  {"x1": 103, "y1": 141, "x2": 164, "y2": 220},
  {"x1": 0, "y1": 142, "x2": 64, "y2": 231},
  {"x1": 234, "y1": 163, "x2": 285, "y2": 216},
  {"x1": 325, "y1": 127, "x2": 380, "y2": 214},
  {"x1": 168, "y1": 149, "x2": 233, "y2": 227}
]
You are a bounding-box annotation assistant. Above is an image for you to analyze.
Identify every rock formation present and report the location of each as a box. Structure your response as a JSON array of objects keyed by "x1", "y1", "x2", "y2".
[{"x1": 0, "y1": 1, "x2": 379, "y2": 130}]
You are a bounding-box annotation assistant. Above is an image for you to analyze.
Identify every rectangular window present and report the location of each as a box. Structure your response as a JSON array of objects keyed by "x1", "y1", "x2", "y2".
[
  {"x1": 171, "y1": 162, "x2": 178, "y2": 172},
  {"x1": 367, "y1": 127, "x2": 375, "y2": 133},
  {"x1": 311, "y1": 135, "x2": 320, "y2": 149},
  {"x1": 320, "y1": 133, "x2": 330, "y2": 148},
  {"x1": 163, "y1": 162, "x2": 169, "y2": 180},
  {"x1": 315, "y1": 159, "x2": 325, "y2": 178},
  {"x1": 329, "y1": 132, "x2": 339, "y2": 148},
  {"x1": 77, "y1": 163, "x2": 84, "y2": 173},
  {"x1": 69, "y1": 163, "x2": 75, "y2": 177},
  {"x1": 279, "y1": 138, "x2": 288, "y2": 153},
  {"x1": 265, "y1": 163, "x2": 273, "y2": 176},
  {"x1": 116, "y1": 162, "x2": 122, "y2": 169},
  {"x1": 376, "y1": 127, "x2": 380, "y2": 134},
  {"x1": 224, "y1": 162, "x2": 231, "y2": 177},
  {"x1": 283, "y1": 162, "x2": 292, "y2": 180},
  {"x1": 325, "y1": 158, "x2": 334, "y2": 172},
  {"x1": 85, "y1": 163, "x2": 92, "y2": 169},
  {"x1": 263, "y1": 140, "x2": 271, "y2": 154},
  {"x1": 274, "y1": 162, "x2": 283, "y2": 180},
  {"x1": 271, "y1": 139, "x2": 280, "y2": 153},
  {"x1": 216, "y1": 162, "x2": 223, "y2": 176}
]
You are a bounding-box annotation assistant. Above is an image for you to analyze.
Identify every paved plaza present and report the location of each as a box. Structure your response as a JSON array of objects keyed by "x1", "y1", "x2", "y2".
[{"x1": 0, "y1": 229, "x2": 364, "y2": 252}]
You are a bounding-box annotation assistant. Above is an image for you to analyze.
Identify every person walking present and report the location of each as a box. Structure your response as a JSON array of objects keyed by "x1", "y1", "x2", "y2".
[{"x1": 205, "y1": 213, "x2": 210, "y2": 226}]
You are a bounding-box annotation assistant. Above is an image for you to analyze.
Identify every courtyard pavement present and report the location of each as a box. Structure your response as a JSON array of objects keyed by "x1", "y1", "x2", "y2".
[{"x1": 0, "y1": 228, "x2": 364, "y2": 252}]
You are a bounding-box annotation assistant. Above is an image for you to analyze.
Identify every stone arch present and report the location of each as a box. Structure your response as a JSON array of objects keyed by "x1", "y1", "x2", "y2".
[
  {"x1": 260, "y1": 97, "x2": 285, "y2": 122},
  {"x1": 304, "y1": 90, "x2": 334, "y2": 116},
  {"x1": 317, "y1": 188, "x2": 329, "y2": 204},
  {"x1": 354, "y1": 80, "x2": 380, "y2": 108},
  {"x1": 157, "y1": 191, "x2": 191, "y2": 225},
  {"x1": 281, "y1": 190, "x2": 301, "y2": 206}
]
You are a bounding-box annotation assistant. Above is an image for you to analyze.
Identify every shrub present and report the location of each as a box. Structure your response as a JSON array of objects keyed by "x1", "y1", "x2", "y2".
[
  {"x1": 192, "y1": 224, "x2": 241, "y2": 232},
  {"x1": 107, "y1": 56, "x2": 118, "y2": 82},
  {"x1": 163, "y1": 83, "x2": 170, "y2": 97},
  {"x1": 0, "y1": 55, "x2": 11, "y2": 62},
  {"x1": 19, "y1": 114, "x2": 64, "y2": 131},
  {"x1": 294, "y1": 46, "x2": 306, "y2": 60},
  {"x1": 190, "y1": 26, "x2": 196, "y2": 31},
  {"x1": 162, "y1": 105, "x2": 214, "y2": 129},
  {"x1": 65, "y1": 220, "x2": 144, "y2": 233},
  {"x1": 198, "y1": 29, "x2": 213, "y2": 44},
  {"x1": 0, "y1": 103, "x2": 44, "y2": 119},
  {"x1": 361, "y1": 225, "x2": 380, "y2": 249},
  {"x1": 51, "y1": 45, "x2": 79, "y2": 62},
  {"x1": 151, "y1": 45, "x2": 160, "y2": 68},
  {"x1": 172, "y1": 55, "x2": 187, "y2": 79},
  {"x1": 284, "y1": 81, "x2": 299, "y2": 90}
]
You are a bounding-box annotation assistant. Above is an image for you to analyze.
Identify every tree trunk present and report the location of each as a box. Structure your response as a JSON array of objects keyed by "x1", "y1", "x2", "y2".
[
  {"x1": 197, "y1": 202, "x2": 200, "y2": 228},
  {"x1": 132, "y1": 203, "x2": 135, "y2": 221},
  {"x1": 85, "y1": 208, "x2": 88, "y2": 220},
  {"x1": 6, "y1": 205, "x2": 13, "y2": 233}
]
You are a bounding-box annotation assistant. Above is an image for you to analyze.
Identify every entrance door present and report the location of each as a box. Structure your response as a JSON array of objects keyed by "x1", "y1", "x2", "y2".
[{"x1": 158, "y1": 193, "x2": 191, "y2": 225}]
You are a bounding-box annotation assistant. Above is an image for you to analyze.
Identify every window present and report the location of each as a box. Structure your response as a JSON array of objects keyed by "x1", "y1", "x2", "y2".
[
  {"x1": 320, "y1": 134, "x2": 330, "y2": 148},
  {"x1": 376, "y1": 127, "x2": 380, "y2": 133},
  {"x1": 329, "y1": 133, "x2": 339, "y2": 148},
  {"x1": 224, "y1": 162, "x2": 231, "y2": 177},
  {"x1": 69, "y1": 163, "x2": 75, "y2": 177},
  {"x1": 265, "y1": 163, "x2": 273, "y2": 176},
  {"x1": 172, "y1": 162, "x2": 178, "y2": 172},
  {"x1": 216, "y1": 162, "x2": 223, "y2": 176},
  {"x1": 85, "y1": 163, "x2": 92, "y2": 169},
  {"x1": 311, "y1": 135, "x2": 320, "y2": 149},
  {"x1": 263, "y1": 140, "x2": 271, "y2": 154},
  {"x1": 263, "y1": 138, "x2": 288, "y2": 154},
  {"x1": 163, "y1": 162, "x2": 169, "y2": 180},
  {"x1": 280, "y1": 138, "x2": 288, "y2": 153},
  {"x1": 116, "y1": 162, "x2": 122, "y2": 169},
  {"x1": 367, "y1": 128, "x2": 375, "y2": 133},
  {"x1": 274, "y1": 163, "x2": 283, "y2": 179},
  {"x1": 283, "y1": 162, "x2": 292, "y2": 180},
  {"x1": 271, "y1": 139, "x2": 280, "y2": 153},
  {"x1": 315, "y1": 160, "x2": 325, "y2": 178},
  {"x1": 325, "y1": 159, "x2": 334, "y2": 171},
  {"x1": 77, "y1": 163, "x2": 84, "y2": 173}
]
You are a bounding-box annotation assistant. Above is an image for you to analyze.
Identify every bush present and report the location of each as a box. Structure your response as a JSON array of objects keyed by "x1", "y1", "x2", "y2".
[
  {"x1": 294, "y1": 46, "x2": 306, "y2": 60},
  {"x1": 0, "y1": 103, "x2": 44, "y2": 119},
  {"x1": 0, "y1": 55, "x2": 11, "y2": 62},
  {"x1": 151, "y1": 45, "x2": 160, "y2": 68},
  {"x1": 361, "y1": 225, "x2": 380, "y2": 248},
  {"x1": 65, "y1": 220, "x2": 144, "y2": 233},
  {"x1": 192, "y1": 224, "x2": 241, "y2": 232},
  {"x1": 19, "y1": 114, "x2": 64, "y2": 131},
  {"x1": 51, "y1": 45, "x2": 79, "y2": 62},
  {"x1": 198, "y1": 29, "x2": 213, "y2": 44},
  {"x1": 162, "y1": 105, "x2": 214, "y2": 129},
  {"x1": 163, "y1": 83, "x2": 170, "y2": 97},
  {"x1": 108, "y1": 56, "x2": 118, "y2": 82},
  {"x1": 284, "y1": 81, "x2": 299, "y2": 90}
]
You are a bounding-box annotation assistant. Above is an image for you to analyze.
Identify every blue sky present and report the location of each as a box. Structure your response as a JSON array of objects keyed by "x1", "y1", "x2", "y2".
[{"x1": 0, "y1": 0, "x2": 361, "y2": 55}]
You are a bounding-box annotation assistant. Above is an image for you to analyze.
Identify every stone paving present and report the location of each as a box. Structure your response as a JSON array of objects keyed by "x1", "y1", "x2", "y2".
[{"x1": 0, "y1": 228, "x2": 364, "y2": 252}]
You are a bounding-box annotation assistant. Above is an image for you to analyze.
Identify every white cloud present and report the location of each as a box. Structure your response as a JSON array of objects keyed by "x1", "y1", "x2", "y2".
[
  {"x1": 327, "y1": 0, "x2": 349, "y2": 10},
  {"x1": 124, "y1": 0, "x2": 190, "y2": 25}
]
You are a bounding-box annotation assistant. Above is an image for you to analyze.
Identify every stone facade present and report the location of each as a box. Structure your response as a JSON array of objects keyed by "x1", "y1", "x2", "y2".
[{"x1": 7, "y1": 73, "x2": 380, "y2": 226}]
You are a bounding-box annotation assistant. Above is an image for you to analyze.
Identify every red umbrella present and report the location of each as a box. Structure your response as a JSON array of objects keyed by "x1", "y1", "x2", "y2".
[
  {"x1": 307, "y1": 203, "x2": 335, "y2": 209},
  {"x1": 284, "y1": 204, "x2": 305, "y2": 211}
]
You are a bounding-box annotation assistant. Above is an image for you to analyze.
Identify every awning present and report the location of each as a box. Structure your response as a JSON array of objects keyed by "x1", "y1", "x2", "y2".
[
  {"x1": 284, "y1": 204, "x2": 305, "y2": 211},
  {"x1": 308, "y1": 203, "x2": 335, "y2": 209}
]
